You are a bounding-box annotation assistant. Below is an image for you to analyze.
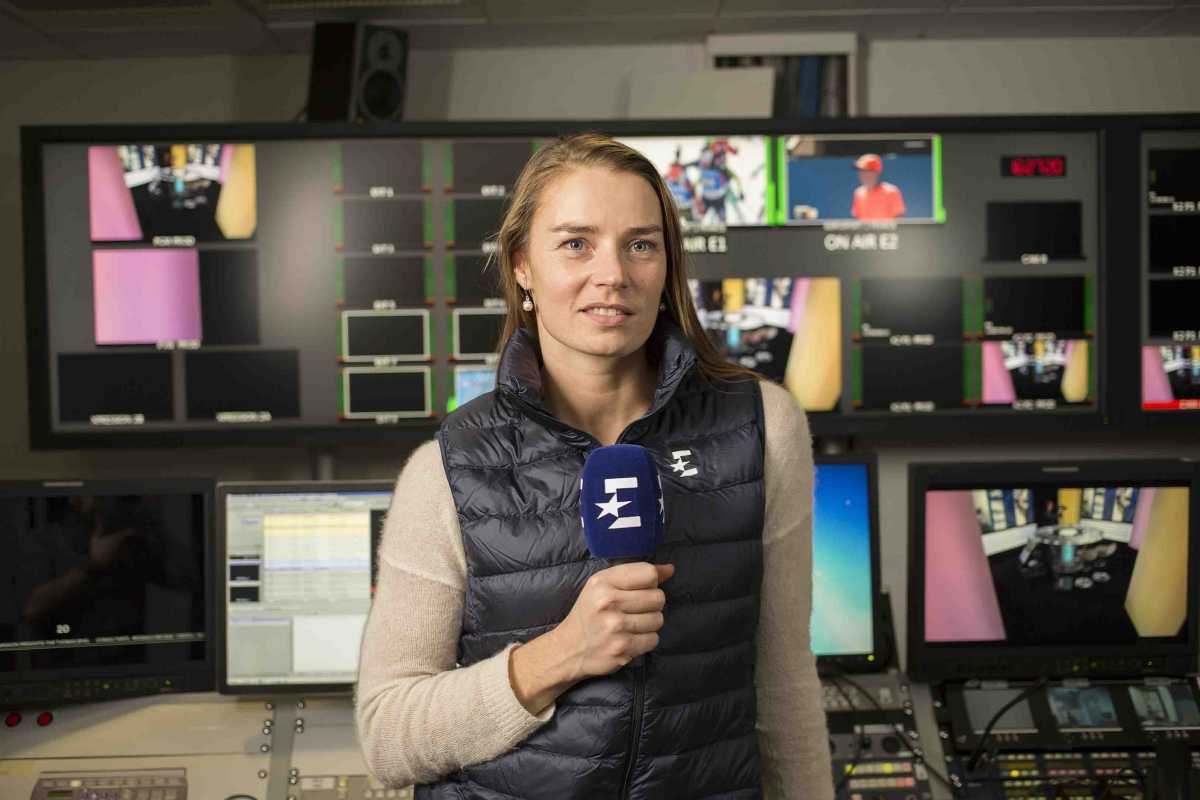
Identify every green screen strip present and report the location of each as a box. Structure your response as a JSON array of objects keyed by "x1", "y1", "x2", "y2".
[
  {"x1": 448, "y1": 313, "x2": 456, "y2": 358},
  {"x1": 775, "y1": 137, "x2": 790, "y2": 224},
  {"x1": 332, "y1": 142, "x2": 343, "y2": 191},
  {"x1": 1084, "y1": 275, "x2": 1095, "y2": 334},
  {"x1": 964, "y1": 342, "x2": 981, "y2": 404},
  {"x1": 444, "y1": 254, "x2": 456, "y2": 299},
  {"x1": 425, "y1": 200, "x2": 435, "y2": 247},
  {"x1": 444, "y1": 200, "x2": 455, "y2": 247},
  {"x1": 338, "y1": 370, "x2": 346, "y2": 415},
  {"x1": 764, "y1": 138, "x2": 778, "y2": 227},
  {"x1": 963, "y1": 277, "x2": 984, "y2": 335},
  {"x1": 443, "y1": 142, "x2": 454, "y2": 191},
  {"x1": 932, "y1": 135, "x2": 947, "y2": 224},
  {"x1": 336, "y1": 259, "x2": 345, "y2": 303}
]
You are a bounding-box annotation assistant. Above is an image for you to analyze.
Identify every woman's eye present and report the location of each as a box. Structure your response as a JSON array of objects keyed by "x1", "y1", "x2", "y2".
[
  {"x1": 564, "y1": 238, "x2": 585, "y2": 251},
  {"x1": 631, "y1": 240, "x2": 656, "y2": 253}
]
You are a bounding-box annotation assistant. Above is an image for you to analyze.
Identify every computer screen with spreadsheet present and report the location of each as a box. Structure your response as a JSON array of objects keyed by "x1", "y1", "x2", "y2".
[{"x1": 217, "y1": 481, "x2": 393, "y2": 693}]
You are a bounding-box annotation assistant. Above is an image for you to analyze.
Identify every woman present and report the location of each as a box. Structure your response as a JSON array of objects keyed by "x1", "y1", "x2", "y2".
[{"x1": 356, "y1": 133, "x2": 833, "y2": 799}]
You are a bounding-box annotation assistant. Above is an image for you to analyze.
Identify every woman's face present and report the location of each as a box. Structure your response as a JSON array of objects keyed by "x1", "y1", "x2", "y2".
[{"x1": 515, "y1": 166, "x2": 668, "y2": 366}]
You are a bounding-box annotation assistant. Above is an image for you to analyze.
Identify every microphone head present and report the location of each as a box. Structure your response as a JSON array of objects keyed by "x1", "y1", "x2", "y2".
[{"x1": 580, "y1": 444, "x2": 665, "y2": 560}]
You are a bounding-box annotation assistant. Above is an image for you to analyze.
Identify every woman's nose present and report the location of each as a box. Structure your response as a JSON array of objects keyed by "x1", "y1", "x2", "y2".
[{"x1": 590, "y1": 244, "x2": 629, "y2": 288}]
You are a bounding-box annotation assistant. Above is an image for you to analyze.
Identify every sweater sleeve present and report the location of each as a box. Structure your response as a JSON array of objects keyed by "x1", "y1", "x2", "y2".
[
  {"x1": 756, "y1": 381, "x2": 835, "y2": 800},
  {"x1": 355, "y1": 439, "x2": 555, "y2": 788}
]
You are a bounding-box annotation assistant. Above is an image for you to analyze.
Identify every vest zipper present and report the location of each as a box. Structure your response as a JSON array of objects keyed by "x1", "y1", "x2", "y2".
[{"x1": 619, "y1": 659, "x2": 646, "y2": 799}]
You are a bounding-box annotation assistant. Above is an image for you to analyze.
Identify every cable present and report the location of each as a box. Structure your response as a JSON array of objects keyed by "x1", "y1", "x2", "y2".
[
  {"x1": 820, "y1": 666, "x2": 961, "y2": 798},
  {"x1": 965, "y1": 677, "x2": 1049, "y2": 773},
  {"x1": 822, "y1": 676, "x2": 864, "y2": 794}
]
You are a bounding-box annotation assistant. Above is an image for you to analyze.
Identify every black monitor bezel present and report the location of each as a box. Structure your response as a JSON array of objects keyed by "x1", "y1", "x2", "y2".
[
  {"x1": 0, "y1": 478, "x2": 215, "y2": 691},
  {"x1": 215, "y1": 479, "x2": 394, "y2": 696},
  {"x1": 906, "y1": 458, "x2": 1200, "y2": 683},
  {"x1": 22, "y1": 114, "x2": 1200, "y2": 447},
  {"x1": 813, "y1": 453, "x2": 887, "y2": 673}
]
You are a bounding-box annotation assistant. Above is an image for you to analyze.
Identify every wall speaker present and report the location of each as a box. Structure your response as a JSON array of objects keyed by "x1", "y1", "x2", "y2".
[{"x1": 306, "y1": 22, "x2": 408, "y2": 123}]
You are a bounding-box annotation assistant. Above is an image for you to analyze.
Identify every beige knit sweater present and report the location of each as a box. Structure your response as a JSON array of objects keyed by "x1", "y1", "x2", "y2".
[{"x1": 355, "y1": 379, "x2": 834, "y2": 799}]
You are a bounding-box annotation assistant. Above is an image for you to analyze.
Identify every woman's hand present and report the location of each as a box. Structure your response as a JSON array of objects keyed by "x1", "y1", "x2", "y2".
[
  {"x1": 508, "y1": 562, "x2": 674, "y2": 716},
  {"x1": 554, "y1": 562, "x2": 674, "y2": 681}
]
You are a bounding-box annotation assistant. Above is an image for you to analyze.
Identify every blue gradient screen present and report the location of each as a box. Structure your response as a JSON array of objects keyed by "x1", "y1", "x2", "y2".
[{"x1": 811, "y1": 463, "x2": 875, "y2": 657}]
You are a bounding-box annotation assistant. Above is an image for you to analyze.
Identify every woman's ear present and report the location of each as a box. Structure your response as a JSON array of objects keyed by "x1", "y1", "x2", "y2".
[{"x1": 513, "y1": 253, "x2": 529, "y2": 291}]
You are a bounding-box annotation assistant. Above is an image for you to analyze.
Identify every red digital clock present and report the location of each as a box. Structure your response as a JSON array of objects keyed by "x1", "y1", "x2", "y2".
[{"x1": 1002, "y1": 155, "x2": 1067, "y2": 177}]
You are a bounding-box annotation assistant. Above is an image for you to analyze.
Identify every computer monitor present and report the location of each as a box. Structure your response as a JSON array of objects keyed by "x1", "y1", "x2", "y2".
[
  {"x1": 812, "y1": 455, "x2": 884, "y2": 671},
  {"x1": 908, "y1": 459, "x2": 1199, "y2": 682},
  {"x1": 217, "y1": 481, "x2": 393, "y2": 694},
  {"x1": 0, "y1": 479, "x2": 213, "y2": 708}
]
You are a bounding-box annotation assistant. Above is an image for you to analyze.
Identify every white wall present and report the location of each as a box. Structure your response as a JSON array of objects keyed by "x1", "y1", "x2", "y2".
[{"x1": 869, "y1": 37, "x2": 1200, "y2": 115}]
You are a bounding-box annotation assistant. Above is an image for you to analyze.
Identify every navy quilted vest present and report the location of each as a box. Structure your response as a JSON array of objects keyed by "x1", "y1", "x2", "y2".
[{"x1": 417, "y1": 320, "x2": 765, "y2": 800}]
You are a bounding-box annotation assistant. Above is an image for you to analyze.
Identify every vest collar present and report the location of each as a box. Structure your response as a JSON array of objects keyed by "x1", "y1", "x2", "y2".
[{"x1": 495, "y1": 317, "x2": 698, "y2": 422}]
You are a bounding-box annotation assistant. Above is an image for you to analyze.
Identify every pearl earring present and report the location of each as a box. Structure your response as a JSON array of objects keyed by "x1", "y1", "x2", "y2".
[
  {"x1": 659, "y1": 300, "x2": 667, "y2": 312},
  {"x1": 522, "y1": 292, "x2": 534, "y2": 312}
]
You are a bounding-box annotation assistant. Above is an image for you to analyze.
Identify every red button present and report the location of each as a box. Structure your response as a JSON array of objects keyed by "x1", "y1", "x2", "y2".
[
  {"x1": 36, "y1": 712, "x2": 52, "y2": 726},
  {"x1": 4, "y1": 712, "x2": 20, "y2": 728}
]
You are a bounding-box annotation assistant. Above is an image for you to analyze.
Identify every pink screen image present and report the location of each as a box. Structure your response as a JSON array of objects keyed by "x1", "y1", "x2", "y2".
[{"x1": 93, "y1": 249, "x2": 202, "y2": 345}]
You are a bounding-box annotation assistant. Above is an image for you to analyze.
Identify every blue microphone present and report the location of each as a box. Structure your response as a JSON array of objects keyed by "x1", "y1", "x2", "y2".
[{"x1": 580, "y1": 444, "x2": 665, "y2": 563}]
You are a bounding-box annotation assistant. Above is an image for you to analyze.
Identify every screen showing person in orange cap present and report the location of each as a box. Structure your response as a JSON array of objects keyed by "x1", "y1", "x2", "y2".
[{"x1": 851, "y1": 153, "x2": 906, "y2": 221}]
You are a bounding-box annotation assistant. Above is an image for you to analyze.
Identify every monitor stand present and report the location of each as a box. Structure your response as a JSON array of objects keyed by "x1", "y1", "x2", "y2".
[{"x1": 1151, "y1": 741, "x2": 1193, "y2": 800}]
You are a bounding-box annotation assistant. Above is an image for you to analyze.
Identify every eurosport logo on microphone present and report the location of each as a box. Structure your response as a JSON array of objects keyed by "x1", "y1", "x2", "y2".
[{"x1": 594, "y1": 476, "x2": 642, "y2": 530}]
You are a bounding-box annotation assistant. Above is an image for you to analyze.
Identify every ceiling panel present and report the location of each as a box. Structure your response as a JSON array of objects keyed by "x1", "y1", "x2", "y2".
[
  {"x1": 0, "y1": 14, "x2": 77, "y2": 57},
  {"x1": 482, "y1": 0, "x2": 719, "y2": 20},
  {"x1": 951, "y1": 0, "x2": 1172, "y2": 7},
  {"x1": 720, "y1": 0, "x2": 944, "y2": 14},
  {"x1": 53, "y1": 24, "x2": 277, "y2": 57},
  {"x1": 1138, "y1": 5, "x2": 1200, "y2": 32},
  {"x1": 6, "y1": 0, "x2": 209, "y2": 9},
  {"x1": 399, "y1": 17, "x2": 719, "y2": 48},
  {"x1": 260, "y1": 0, "x2": 487, "y2": 24}
]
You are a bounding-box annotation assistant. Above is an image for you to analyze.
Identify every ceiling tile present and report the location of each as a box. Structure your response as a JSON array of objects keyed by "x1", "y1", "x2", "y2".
[
  {"x1": 482, "y1": 0, "x2": 719, "y2": 20},
  {"x1": 720, "y1": 0, "x2": 944, "y2": 14},
  {"x1": 54, "y1": 24, "x2": 276, "y2": 57},
  {"x1": 0, "y1": 15, "x2": 77, "y2": 58},
  {"x1": 1138, "y1": 6, "x2": 1200, "y2": 33}
]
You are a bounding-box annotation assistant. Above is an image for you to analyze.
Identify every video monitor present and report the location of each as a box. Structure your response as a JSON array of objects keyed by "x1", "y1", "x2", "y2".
[
  {"x1": 811, "y1": 458, "x2": 882, "y2": 669},
  {"x1": 778, "y1": 133, "x2": 942, "y2": 224},
  {"x1": 985, "y1": 202, "x2": 1084, "y2": 261},
  {"x1": 855, "y1": 344, "x2": 965, "y2": 413},
  {"x1": 88, "y1": 144, "x2": 256, "y2": 243},
  {"x1": 1149, "y1": 215, "x2": 1200, "y2": 275},
  {"x1": 92, "y1": 249, "x2": 201, "y2": 346},
  {"x1": 450, "y1": 365, "x2": 497, "y2": 412},
  {"x1": 858, "y1": 277, "x2": 962, "y2": 343},
  {"x1": 340, "y1": 309, "x2": 430, "y2": 362},
  {"x1": 198, "y1": 250, "x2": 259, "y2": 346},
  {"x1": 1148, "y1": 149, "x2": 1200, "y2": 207},
  {"x1": 1130, "y1": 684, "x2": 1200, "y2": 730},
  {"x1": 218, "y1": 481, "x2": 392, "y2": 693},
  {"x1": 340, "y1": 256, "x2": 430, "y2": 308},
  {"x1": 448, "y1": 254, "x2": 503, "y2": 305},
  {"x1": 339, "y1": 199, "x2": 428, "y2": 253},
  {"x1": 617, "y1": 136, "x2": 770, "y2": 227},
  {"x1": 982, "y1": 277, "x2": 1088, "y2": 339},
  {"x1": 1143, "y1": 346, "x2": 1200, "y2": 411},
  {"x1": 981, "y1": 338, "x2": 1092, "y2": 408},
  {"x1": 1048, "y1": 686, "x2": 1121, "y2": 732},
  {"x1": 57, "y1": 352, "x2": 174, "y2": 424},
  {"x1": 909, "y1": 460, "x2": 1198, "y2": 681},
  {"x1": 338, "y1": 140, "x2": 425, "y2": 194},
  {"x1": 0, "y1": 479, "x2": 213, "y2": 707},
  {"x1": 447, "y1": 140, "x2": 536, "y2": 194},
  {"x1": 1148, "y1": 279, "x2": 1200, "y2": 340},
  {"x1": 689, "y1": 277, "x2": 842, "y2": 412},
  {"x1": 447, "y1": 198, "x2": 506, "y2": 251},
  {"x1": 453, "y1": 307, "x2": 505, "y2": 360},
  {"x1": 184, "y1": 350, "x2": 300, "y2": 421},
  {"x1": 963, "y1": 688, "x2": 1038, "y2": 734},
  {"x1": 340, "y1": 366, "x2": 431, "y2": 420}
]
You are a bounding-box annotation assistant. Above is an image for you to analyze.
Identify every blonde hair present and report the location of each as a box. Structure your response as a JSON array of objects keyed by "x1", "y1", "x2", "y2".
[{"x1": 488, "y1": 132, "x2": 758, "y2": 385}]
